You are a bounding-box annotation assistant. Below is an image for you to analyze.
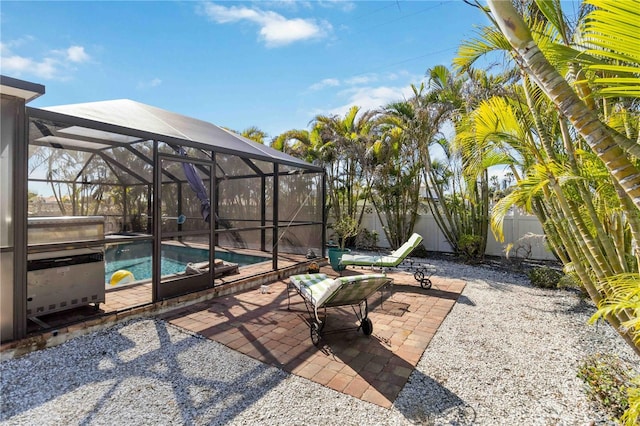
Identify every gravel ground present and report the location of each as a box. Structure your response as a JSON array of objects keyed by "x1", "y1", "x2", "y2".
[{"x1": 1, "y1": 258, "x2": 637, "y2": 425}]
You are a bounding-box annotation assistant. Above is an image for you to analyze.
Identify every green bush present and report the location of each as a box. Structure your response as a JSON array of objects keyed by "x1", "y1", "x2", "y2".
[
  {"x1": 528, "y1": 266, "x2": 563, "y2": 289},
  {"x1": 577, "y1": 353, "x2": 638, "y2": 423},
  {"x1": 556, "y1": 272, "x2": 581, "y2": 289},
  {"x1": 411, "y1": 244, "x2": 429, "y2": 258},
  {"x1": 622, "y1": 375, "x2": 640, "y2": 426},
  {"x1": 457, "y1": 234, "x2": 483, "y2": 261},
  {"x1": 355, "y1": 228, "x2": 379, "y2": 250}
]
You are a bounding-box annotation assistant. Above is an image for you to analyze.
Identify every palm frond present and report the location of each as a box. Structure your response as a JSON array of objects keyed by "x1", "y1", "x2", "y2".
[
  {"x1": 576, "y1": 0, "x2": 640, "y2": 99},
  {"x1": 454, "y1": 26, "x2": 511, "y2": 72},
  {"x1": 589, "y1": 272, "x2": 640, "y2": 343},
  {"x1": 534, "y1": 0, "x2": 569, "y2": 42},
  {"x1": 490, "y1": 170, "x2": 549, "y2": 240}
]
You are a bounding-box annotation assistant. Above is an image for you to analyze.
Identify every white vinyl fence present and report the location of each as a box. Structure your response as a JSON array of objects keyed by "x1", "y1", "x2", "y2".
[{"x1": 356, "y1": 209, "x2": 556, "y2": 261}]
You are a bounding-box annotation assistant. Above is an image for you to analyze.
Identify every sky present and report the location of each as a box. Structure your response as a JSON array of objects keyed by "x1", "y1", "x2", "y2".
[{"x1": 1, "y1": 0, "x2": 495, "y2": 142}]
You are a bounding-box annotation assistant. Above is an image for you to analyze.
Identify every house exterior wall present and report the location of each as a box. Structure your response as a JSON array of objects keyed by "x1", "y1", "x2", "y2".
[
  {"x1": 1, "y1": 76, "x2": 45, "y2": 343},
  {"x1": 1, "y1": 95, "x2": 19, "y2": 342}
]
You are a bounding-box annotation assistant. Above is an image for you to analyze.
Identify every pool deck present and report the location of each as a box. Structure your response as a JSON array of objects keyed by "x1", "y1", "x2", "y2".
[
  {"x1": 159, "y1": 266, "x2": 465, "y2": 408},
  {"x1": 2, "y1": 259, "x2": 465, "y2": 409},
  {"x1": 1, "y1": 252, "x2": 312, "y2": 355}
]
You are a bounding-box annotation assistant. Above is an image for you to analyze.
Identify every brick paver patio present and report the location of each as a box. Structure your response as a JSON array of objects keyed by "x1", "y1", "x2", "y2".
[{"x1": 159, "y1": 266, "x2": 465, "y2": 408}]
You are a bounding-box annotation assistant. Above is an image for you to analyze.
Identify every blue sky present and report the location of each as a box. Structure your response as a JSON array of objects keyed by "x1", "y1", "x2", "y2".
[{"x1": 2, "y1": 1, "x2": 494, "y2": 140}]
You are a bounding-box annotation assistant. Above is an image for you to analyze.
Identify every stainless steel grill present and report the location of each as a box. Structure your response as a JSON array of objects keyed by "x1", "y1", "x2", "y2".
[{"x1": 27, "y1": 217, "x2": 105, "y2": 318}]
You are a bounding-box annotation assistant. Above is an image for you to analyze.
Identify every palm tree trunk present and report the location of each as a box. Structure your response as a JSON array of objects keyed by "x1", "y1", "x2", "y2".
[
  {"x1": 558, "y1": 118, "x2": 626, "y2": 275},
  {"x1": 421, "y1": 149, "x2": 459, "y2": 250},
  {"x1": 613, "y1": 179, "x2": 640, "y2": 268},
  {"x1": 546, "y1": 172, "x2": 640, "y2": 353}
]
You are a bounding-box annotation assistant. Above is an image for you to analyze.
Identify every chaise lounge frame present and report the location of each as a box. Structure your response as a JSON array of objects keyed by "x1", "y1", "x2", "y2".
[
  {"x1": 287, "y1": 273, "x2": 392, "y2": 346},
  {"x1": 339, "y1": 233, "x2": 437, "y2": 288}
]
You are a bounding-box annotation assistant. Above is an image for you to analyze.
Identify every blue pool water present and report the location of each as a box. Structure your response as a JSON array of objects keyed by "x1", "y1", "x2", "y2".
[{"x1": 104, "y1": 241, "x2": 269, "y2": 284}]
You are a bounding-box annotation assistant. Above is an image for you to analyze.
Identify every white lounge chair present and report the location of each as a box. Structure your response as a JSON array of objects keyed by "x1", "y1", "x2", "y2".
[
  {"x1": 339, "y1": 233, "x2": 436, "y2": 288},
  {"x1": 340, "y1": 233, "x2": 423, "y2": 268}
]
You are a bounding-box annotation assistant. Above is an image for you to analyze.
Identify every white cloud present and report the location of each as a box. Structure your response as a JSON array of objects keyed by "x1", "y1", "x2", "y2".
[
  {"x1": 308, "y1": 77, "x2": 340, "y2": 91},
  {"x1": 137, "y1": 78, "x2": 162, "y2": 89},
  {"x1": 1, "y1": 53, "x2": 57, "y2": 79},
  {"x1": 200, "y1": 3, "x2": 332, "y2": 47},
  {"x1": 344, "y1": 74, "x2": 379, "y2": 85},
  {"x1": 270, "y1": 0, "x2": 354, "y2": 12},
  {"x1": 259, "y1": 15, "x2": 321, "y2": 46},
  {"x1": 312, "y1": 72, "x2": 427, "y2": 118},
  {"x1": 0, "y1": 41, "x2": 91, "y2": 80},
  {"x1": 307, "y1": 70, "x2": 420, "y2": 101},
  {"x1": 307, "y1": 73, "x2": 388, "y2": 93},
  {"x1": 330, "y1": 85, "x2": 409, "y2": 116},
  {"x1": 385, "y1": 73, "x2": 398, "y2": 81},
  {"x1": 267, "y1": 1, "x2": 312, "y2": 11},
  {"x1": 203, "y1": 3, "x2": 259, "y2": 23},
  {"x1": 1, "y1": 36, "x2": 34, "y2": 53},
  {"x1": 317, "y1": 0, "x2": 355, "y2": 12},
  {"x1": 65, "y1": 45, "x2": 90, "y2": 63}
]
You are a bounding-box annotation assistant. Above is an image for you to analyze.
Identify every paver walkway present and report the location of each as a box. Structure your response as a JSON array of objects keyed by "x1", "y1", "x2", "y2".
[{"x1": 159, "y1": 266, "x2": 465, "y2": 408}]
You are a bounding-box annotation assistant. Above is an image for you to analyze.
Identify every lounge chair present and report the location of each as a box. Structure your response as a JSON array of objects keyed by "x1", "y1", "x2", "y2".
[
  {"x1": 287, "y1": 273, "x2": 392, "y2": 345},
  {"x1": 340, "y1": 233, "x2": 423, "y2": 268},
  {"x1": 185, "y1": 259, "x2": 239, "y2": 278},
  {"x1": 339, "y1": 233, "x2": 436, "y2": 288}
]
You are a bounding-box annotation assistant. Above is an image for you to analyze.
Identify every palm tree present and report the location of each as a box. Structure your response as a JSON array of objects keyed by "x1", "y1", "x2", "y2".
[
  {"x1": 421, "y1": 66, "x2": 510, "y2": 259},
  {"x1": 223, "y1": 126, "x2": 268, "y2": 144},
  {"x1": 272, "y1": 126, "x2": 328, "y2": 164},
  {"x1": 369, "y1": 107, "x2": 422, "y2": 248},
  {"x1": 486, "y1": 0, "x2": 640, "y2": 210},
  {"x1": 458, "y1": 0, "x2": 640, "y2": 355},
  {"x1": 311, "y1": 106, "x2": 378, "y2": 244}
]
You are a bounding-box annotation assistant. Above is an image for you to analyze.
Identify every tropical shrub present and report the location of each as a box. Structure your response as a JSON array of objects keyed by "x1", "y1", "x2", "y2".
[
  {"x1": 590, "y1": 274, "x2": 640, "y2": 348},
  {"x1": 355, "y1": 228, "x2": 379, "y2": 250},
  {"x1": 622, "y1": 375, "x2": 640, "y2": 426},
  {"x1": 528, "y1": 266, "x2": 563, "y2": 289},
  {"x1": 410, "y1": 243, "x2": 429, "y2": 259},
  {"x1": 330, "y1": 216, "x2": 359, "y2": 251},
  {"x1": 557, "y1": 272, "x2": 584, "y2": 294},
  {"x1": 461, "y1": 0, "x2": 640, "y2": 355},
  {"x1": 577, "y1": 353, "x2": 638, "y2": 423},
  {"x1": 458, "y1": 234, "x2": 484, "y2": 262}
]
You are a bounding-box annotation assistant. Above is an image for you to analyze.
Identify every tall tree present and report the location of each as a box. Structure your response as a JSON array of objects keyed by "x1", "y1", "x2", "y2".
[
  {"x1": 370, "y1": 104, "x2": 422, "y2": 248},
  {"x1": 312, "y1": 106, "x2": 378, "y2": 243},
  {"x1": 486, "y1": 0, "x2": 640, "y2": 210},
  {"x1": 471, "y1": 0, "x2": 640, "y2": 354},
  {"x1": 421, "y1": 67, "x2": 506, "y2": 259},
  {"x1": 240, "y1": 126, "x2": 268, "y2": 144}
]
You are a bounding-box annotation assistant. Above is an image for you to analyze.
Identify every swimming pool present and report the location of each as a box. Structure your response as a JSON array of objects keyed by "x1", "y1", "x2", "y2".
[{"x1": 104, "y1": 241, "x2": 269, "y2": 284}]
